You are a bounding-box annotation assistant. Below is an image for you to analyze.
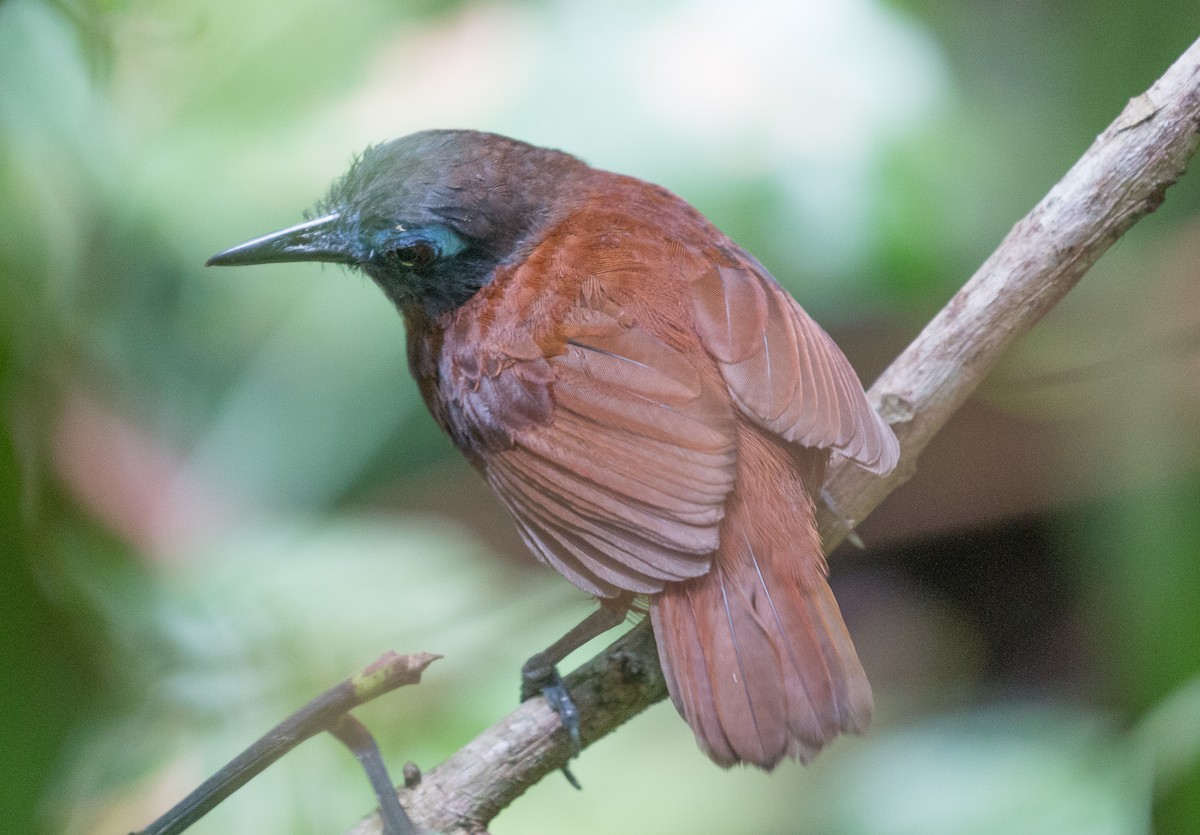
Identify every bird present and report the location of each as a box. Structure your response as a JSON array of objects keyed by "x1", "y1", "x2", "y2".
[{"x1": 208, "y1": 129, "x2": 900, "y2": 770}]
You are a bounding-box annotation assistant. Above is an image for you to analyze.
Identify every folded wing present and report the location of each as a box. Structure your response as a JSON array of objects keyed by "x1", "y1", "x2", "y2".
[
  {"x1": 447, "y1": 303, "x2": 738, "y2": 598},
  {"x1": 691, "y1": 256, "x2": 899, "y2": 474}
]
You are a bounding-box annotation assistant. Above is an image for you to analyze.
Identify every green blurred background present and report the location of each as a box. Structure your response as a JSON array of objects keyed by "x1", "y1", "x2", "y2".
[{"x1": 2, "y1": 0, "x2": 1199, "y2": 833}]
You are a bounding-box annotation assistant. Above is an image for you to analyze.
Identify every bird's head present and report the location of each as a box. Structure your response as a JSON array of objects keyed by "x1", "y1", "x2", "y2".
[{"x1": 207, "y1": 130, "x2": 586, "y2": 317}]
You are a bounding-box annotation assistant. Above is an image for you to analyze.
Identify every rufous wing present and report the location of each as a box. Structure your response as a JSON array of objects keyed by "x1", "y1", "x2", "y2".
[
  {"x1": 691, "y1": 256, "x2": 899, "y2": 475},
  {"x1": 444, "y1": 302, "x2": 739, "y2": 599}
]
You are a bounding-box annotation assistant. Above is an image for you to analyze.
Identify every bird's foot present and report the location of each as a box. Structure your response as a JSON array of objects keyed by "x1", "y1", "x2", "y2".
[
  {"x1": 521, "y1": 654, "x2": 582, "y2": 754},
  {"x1": 521, "y1": 653, "x2": 583, "y2": 788}
]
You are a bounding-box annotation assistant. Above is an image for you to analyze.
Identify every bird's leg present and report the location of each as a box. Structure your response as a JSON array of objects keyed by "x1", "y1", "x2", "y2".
[{"x1": 521, "y1": 597, "x2": 631, "y2": 759}]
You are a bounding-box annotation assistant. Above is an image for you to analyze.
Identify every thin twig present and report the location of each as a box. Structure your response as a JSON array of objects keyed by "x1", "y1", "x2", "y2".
[
  {"x1": 132, "y1": 651, "x2": 439, "y2": 835},
  {"x1": 329, "y1": 714, "x2": 420, "y2": 835},
  {"x1": 348, "y1": 36, "x2": 1200, "y2": 835}
]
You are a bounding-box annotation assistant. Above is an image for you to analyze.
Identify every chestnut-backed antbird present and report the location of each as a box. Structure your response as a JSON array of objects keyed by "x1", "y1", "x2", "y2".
[{"x1": 208, "y1": 130, "x2": 900, "y2": 770}]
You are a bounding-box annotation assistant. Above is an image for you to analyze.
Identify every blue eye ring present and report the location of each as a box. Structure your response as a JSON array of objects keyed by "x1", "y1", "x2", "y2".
[{"x1": 367, "y1": 224, "x2": 468, "y2": 269}]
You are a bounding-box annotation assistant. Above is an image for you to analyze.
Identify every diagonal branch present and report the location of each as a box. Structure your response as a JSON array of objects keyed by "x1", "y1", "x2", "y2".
[
  {"x1": 819, "y1": 36, "x2": 1200, "y2": 548},
  {"x1": 348, "y1": 35, "x2": 1200, "y2": 835}
]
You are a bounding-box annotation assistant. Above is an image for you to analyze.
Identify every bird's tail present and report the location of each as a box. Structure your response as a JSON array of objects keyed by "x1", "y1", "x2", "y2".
[{"x1": 649, "y1": 442, "x2": 872, "y2": 769}]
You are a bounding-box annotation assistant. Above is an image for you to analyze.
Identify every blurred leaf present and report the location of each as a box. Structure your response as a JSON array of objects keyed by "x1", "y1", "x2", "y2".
[{"x1": 834, "y1": 706, "x2": 1150, "y2": 835}]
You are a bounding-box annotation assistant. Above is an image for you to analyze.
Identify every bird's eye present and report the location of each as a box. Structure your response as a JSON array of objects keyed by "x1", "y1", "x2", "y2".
[{"x1": 394, "y1": 242, "x2": 437, "y2": 269}]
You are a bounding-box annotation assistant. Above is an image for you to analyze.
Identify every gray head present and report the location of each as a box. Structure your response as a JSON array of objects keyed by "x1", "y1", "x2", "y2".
[{"x1": 207, "y1": 130, "x2": 587, "y2": 317}]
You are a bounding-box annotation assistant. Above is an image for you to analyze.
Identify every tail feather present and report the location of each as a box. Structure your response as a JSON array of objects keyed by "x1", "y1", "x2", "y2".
[
  {"x1": 743, "y1": 535, "x2": 837, "y2": 747},
  {"x1": 650, "y1": 440, "x2": 872, "y2": 769},
  {"x1": 710, "y1": 560, "x2": 788, "y2": 764},
  {"x1": 653, "y1": 586, "x2": 736, "y2": 762}
]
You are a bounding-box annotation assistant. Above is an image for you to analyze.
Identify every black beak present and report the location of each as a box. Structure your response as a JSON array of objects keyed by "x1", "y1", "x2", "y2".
[{"x1": 206, "y1": 213, "x2": 354, "y2": 267}]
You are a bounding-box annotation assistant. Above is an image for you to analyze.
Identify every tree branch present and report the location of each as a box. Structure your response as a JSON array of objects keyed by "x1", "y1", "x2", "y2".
[
  {"x1": 819, "y1": 37, "x2": 1200, "y2": 549},
  {"x1": 348, "y1": 36, "x2": 1200, "y2": 835}
]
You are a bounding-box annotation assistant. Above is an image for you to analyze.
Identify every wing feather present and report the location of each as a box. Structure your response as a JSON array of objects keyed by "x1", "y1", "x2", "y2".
[
  {"x1": 446, "y1": 300, "x2": 738, "y2": 597},
  {"x1": 692, "y1": 260, "x2": 899, "y2": 474}
]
